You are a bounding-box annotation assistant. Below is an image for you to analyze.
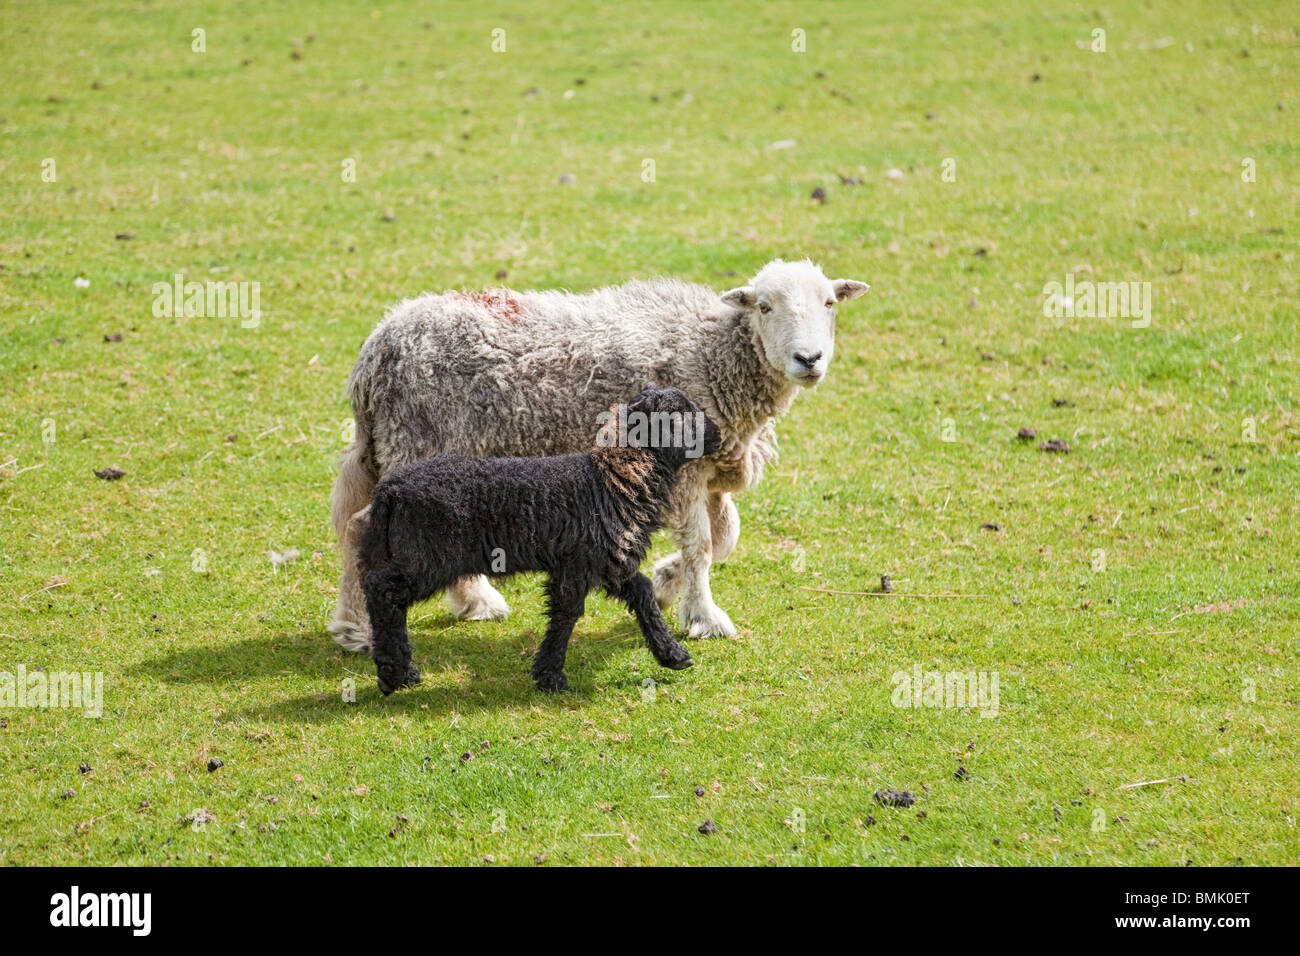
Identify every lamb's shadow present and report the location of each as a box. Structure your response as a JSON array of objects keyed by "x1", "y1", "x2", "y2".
[
  {"x1": 133, "y1": 610, "x2": 680, "y2": 724},
  {"x1": 232, "y1": 619, "x2": 678, "y2": 724},
  {"x1": 130, "y1": 627, "x2": 352, "y2": 685}
]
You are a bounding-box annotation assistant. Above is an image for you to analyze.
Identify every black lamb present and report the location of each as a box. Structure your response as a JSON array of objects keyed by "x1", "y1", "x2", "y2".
[{"x1": 359, "y1": 384, "x2": 722, "y2": 694}]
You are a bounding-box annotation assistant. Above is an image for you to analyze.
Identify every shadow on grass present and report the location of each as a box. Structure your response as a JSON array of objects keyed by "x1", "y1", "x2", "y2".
[{"x1": 132, "y1": 611, "x2": 680, "y2": 723}]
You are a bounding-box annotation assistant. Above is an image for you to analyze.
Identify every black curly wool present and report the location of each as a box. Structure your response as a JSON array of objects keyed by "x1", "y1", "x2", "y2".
[{"x1": 360, "y1": 385, "x2": 722, "y2": 694}]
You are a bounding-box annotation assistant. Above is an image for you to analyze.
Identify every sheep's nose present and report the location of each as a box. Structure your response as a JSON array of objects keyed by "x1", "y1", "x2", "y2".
[{"x1": 793, "y1": 351, "x2": 823, "y2": 369}]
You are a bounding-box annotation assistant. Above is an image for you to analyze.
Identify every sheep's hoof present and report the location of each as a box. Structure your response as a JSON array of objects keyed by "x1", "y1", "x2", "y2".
[
  {"x1": 449, "y1": 585, "x2": 511, "y2": 621},
  {"x1": 681, "y1": 601, "x2": 737, "y2": 640},
  {"x1": 377, "y1": 661, "x2": 421, "y2": 696},
  {"x1": 534, "y1": 671, "x2": 569, "y2": 692},
  {"x1": 328, "y1": 619, "x2": 374, "y2": 656}
]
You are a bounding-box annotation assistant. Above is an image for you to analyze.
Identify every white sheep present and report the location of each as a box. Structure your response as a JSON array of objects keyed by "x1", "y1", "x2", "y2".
[{"x1": 329, "y1": 259, "x2": 870, "y2": 653}]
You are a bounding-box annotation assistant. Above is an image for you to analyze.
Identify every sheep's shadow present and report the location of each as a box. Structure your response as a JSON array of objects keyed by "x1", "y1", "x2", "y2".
[{"x1": 132, "y1": 608, "x2": 684, "y2": 723}]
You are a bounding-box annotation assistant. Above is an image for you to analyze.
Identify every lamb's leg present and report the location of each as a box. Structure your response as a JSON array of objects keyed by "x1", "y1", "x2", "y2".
[
  {"x1": 652, "y1": 491, "x2": 739, "y2": 610},
  {"x1": 448, "y1": 574, "x2": 511, "y2": 621},
  {"x1": 364, "y1": 568, "x2": 422, "y2": 695},
  {"x1": 674, "y1": 494, "x2": 737, "y2": 639},
  {"x1": 329, "y1": 507, "x2": 374, "y2": 655},
  {"x1": 532, "y1": 575, "x2": 585, "y2": 692},
  {"x1": 611, "y1": 574, "x2": 693, "y2": 670}
]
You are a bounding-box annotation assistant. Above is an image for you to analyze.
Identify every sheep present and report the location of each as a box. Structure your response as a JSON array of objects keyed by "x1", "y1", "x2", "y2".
[
  {"x1": 329, "y1": 258, "x2": 870, "y2": 654},
  {"x1": 360, "y1": 385, "x2": 722, "y2": 693}
]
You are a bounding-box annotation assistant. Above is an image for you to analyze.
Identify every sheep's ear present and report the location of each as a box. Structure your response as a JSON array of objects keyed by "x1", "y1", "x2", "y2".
[
  {"x1": 720, "y1": 286, "x2": 757, "y2": 310},
  {"x1": 832, "y1": 279, "x2": 870, "y2": 301}
]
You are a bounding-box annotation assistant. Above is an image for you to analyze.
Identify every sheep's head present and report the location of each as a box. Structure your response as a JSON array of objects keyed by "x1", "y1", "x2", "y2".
[{"x1": 720, "y1": 259, "x2": 869, "y2": 387}]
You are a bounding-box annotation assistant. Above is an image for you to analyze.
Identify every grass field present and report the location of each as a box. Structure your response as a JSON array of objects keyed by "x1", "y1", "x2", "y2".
[{"x1": 1, "y1": 1, "x2": 1297, "y2": 866}]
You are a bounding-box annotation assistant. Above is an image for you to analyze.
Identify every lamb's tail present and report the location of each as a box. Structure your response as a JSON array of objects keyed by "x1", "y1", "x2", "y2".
[{"x1": 330, "y1": 375, "x2": 380, "y2": 540}]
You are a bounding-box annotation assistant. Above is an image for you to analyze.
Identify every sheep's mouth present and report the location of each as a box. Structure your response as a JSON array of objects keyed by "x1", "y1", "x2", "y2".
[{"x1": 791, "y1": 369, "x2": 824, "y2": 386}]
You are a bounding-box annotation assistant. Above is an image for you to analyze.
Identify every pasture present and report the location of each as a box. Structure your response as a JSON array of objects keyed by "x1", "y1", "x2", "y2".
[{"x1": 0, "y1": 0, "x2": 1296, "y2": 865}]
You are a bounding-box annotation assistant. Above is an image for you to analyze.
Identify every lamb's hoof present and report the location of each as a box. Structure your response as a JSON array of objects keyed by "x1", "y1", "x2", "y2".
[
  {"x1": 651, "y1": 554, "x2": 684, "y2": 610},
  {"x1": 681, "y1": 601, "x2": 737, "y2": 640},
  {"x1": 329, "y1": 618, "x2": 373, "y2": 656},
  {"x1": 450, "y1": 587, "x2": 511, "y2": 621},
  {"x1": 656, "y1": 645, "x2": 694, "y2": 670},
  {"x1": 377, "y1": 661, "x2": 421, "y2": 696},
  {"x1": 534, "y1": 671, "x2": 569, "y2": 692}
]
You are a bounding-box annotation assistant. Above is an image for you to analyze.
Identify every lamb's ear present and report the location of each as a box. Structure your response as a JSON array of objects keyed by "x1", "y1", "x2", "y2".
[
  {"x1": 720, "y1": 286, "x2": 758, "y2": 310},
  {"x1": 832, "y1": 279, "x2": 870, "y2": 301},
  {"x1": 595, "y1": 406, "x2": 621, "y2": 446},
  {"x1": 627, "y1": 385, "x2": 655, "y2": 414}
]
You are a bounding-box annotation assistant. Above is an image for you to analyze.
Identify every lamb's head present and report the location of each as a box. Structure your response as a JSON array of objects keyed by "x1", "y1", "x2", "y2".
[
  {"x1": 720, "y1": 259, "x2": 869, "y2": 387},
  {"x1": 597, "y1": 384, "x2": 722, "y2": 464}
]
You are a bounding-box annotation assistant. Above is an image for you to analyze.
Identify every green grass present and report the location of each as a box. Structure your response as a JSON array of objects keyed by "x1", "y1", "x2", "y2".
[{"x1": 1, "y1": 0, "x2": 1297, "y2": 865}]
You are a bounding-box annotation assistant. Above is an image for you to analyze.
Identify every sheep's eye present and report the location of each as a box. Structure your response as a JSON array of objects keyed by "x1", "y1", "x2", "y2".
[
  {"x1": 824, "y1": 299, "x2": 835, "y2": 309},
  {"x1": 758, "y1": 302, "x2": 772, "y2": 314}
]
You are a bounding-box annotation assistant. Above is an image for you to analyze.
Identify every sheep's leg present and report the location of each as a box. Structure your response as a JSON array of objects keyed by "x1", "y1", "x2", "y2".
[
  {"x1": 652, "y1": 492, "x2": 737, "y2": 609},
  {"x1": 448, "y1": 574, "x2": 511, "y2": 621},
  {"x1": 651, "y1": 552, "x2": 685, "y2": 610},
  {"x1": 611, "y1": 574, "x2": 693, "y2": 670},
  {"x1": 329, "y1": 507, "x2": 375, "y2": 655},
  {"x1": 674, "y1": 494, "x2": 737, "y2": 639},
  {"x1": 532, "y1": 575, "x2": 585, "y2": 692},
  {"x1": 365, "y1": 568, "x2": 422, "y2": 695},
  {"x1": 708, "y1": 492, "x2": 740, "y2": 563},
  {"x1": 329, "y1": 425, "x2": 379, "y2": 653}
]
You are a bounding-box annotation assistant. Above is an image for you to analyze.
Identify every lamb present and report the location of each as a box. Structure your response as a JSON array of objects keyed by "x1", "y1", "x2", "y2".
[
  {"x1": 359, "y1": 385, "x2": 721, "y2": 694},
  {"x1": 330, "y1": 258, "x2": 870, "y2": 654}
]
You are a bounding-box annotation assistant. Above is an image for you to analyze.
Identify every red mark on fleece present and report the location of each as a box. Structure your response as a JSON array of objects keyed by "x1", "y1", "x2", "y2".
[{"x1": 455, "y1": 289, "x2": 523, "y2": 321}]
